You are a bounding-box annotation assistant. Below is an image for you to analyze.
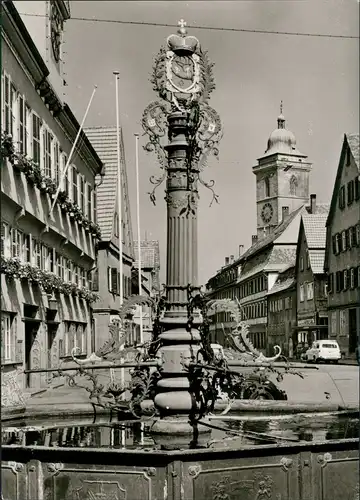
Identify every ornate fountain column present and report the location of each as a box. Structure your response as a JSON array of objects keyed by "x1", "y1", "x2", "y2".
[{"x1": 142, "y1": 20, "x2": 222, "y2": 447}]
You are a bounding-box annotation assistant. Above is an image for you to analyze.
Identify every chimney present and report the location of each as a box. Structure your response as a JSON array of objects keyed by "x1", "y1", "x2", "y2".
[
  {"x1": 225, "y1": 256, "x2": 229, "y2": 266},
  {"x1": 230, "y1": 254, "x2": 234, "y2": 264},
  {"x1": 282, "y1": 206, "x2": 289, "y2": 221},
  {"x1": 252, "y1": 234, "x2": 258, "y2": 245},
  {"x1": 310, "y1": 194, "x2": 316, "y2": 214},
  {"x1": 238, "y1": 244, "x2": 244, "y2": 257}
]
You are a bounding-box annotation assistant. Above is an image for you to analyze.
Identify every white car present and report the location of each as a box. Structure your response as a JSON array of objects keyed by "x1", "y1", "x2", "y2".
[{"x1": 305, "y1": 340, "x2": 341, "y2": 363}]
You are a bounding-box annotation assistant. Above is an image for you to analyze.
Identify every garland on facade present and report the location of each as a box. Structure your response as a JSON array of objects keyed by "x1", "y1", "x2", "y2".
[
  {"x1": 1, "y1": 132, "x2": 101, "y2": 240},
  {"x1": 0, "y1": 257, "x2": 100, "y2": 303}
]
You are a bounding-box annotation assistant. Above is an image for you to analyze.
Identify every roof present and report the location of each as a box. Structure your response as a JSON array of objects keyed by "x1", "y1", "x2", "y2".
[
  {"x1": 133, "y1": 240, "x2": 160, "y2": 269},
  {"x1": 267, "y1": 265, "x2": 295, "y2": 296},
  {"x1": 240, "y1": 204, "x2": 305, "y2": 262},
  {"x1": 302, "y1": 214, "x2": 328, "y2": 248},
  {"x1": 348, "y1": 133, "x2": 360, "y2": 170},
  {"x1": 85, "y1": 127, "x2": 134, "y2": 253},
  {"x1": 308, "y1": 249, "x2": 326, "y2": 274},
  {"x1": 326, "y1": 133, "x2": 359, "y2": 229}
]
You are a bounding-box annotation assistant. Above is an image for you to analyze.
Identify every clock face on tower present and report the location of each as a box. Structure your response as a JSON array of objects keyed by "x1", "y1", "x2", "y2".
[
  {"x1": 261, "y1": 202, "x2": 274, "y2": 223},
  {"x1": 50, "y1": 3, "x2": 63, "y2": 63}
]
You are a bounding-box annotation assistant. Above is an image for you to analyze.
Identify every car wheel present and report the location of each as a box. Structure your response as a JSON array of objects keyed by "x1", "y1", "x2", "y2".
[
  {"x1": 315, "y1": 358, "x2": 320, "y2": 363},
  {"x1": 333, "y1": 360, "x2": 338, "y2": 364}
]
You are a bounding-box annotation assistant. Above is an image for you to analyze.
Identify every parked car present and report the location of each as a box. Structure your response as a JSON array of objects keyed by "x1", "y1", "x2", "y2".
[{"x1": 304, "y1": 340, "x2": 341, "y2": 363}]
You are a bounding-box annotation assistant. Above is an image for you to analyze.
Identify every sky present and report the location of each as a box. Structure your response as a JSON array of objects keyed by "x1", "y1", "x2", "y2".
[{"x1": 60, "y1": 0, "x2": 359, "y2": 286}]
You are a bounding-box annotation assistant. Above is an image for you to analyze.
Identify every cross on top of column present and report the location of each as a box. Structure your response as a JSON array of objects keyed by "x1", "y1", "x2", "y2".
[{"x1": 178, "y1": 19, "x2": 187, "y2": 36}]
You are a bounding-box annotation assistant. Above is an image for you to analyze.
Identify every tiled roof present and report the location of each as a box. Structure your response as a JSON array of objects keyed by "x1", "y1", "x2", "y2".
[
  {"x1": 85, "y1": 127, "x2": 134, "y2": 254},
  {"x1": 267, "y1": 265, "x2": 295, "y2": 296},
  {"x1": 238, "y1": 250, "x2": 271, "y2": 282},
  {"x1": 347, "y1": 133, "x2": 360, "y2": 171},
  {"x1": 302, "y1": 213, "x2": 328, "y2": 248},
  {"x1": 239, "y1": 204, "x2": 305, "y2": 262},
  {"x1": 309, "y1": 249, "x2": 326, "y2": 274},
  {"x1": 133, "y1": 240, "x2": 160, "y2": 269},
  {"x1": 265, "y1": 247, "x2": 297, "y2": 270}
]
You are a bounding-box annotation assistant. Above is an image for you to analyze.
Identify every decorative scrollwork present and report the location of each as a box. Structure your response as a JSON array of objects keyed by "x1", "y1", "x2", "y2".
[
  {"x1": 7, "y1": 462, "x2": 24, "y2": 474},
  {"x1": 188, "y1": 465, "x2": 202, "y2": 477},
  {"x1": 47, "y1": 463, "x2": 64, "y2": 476}
]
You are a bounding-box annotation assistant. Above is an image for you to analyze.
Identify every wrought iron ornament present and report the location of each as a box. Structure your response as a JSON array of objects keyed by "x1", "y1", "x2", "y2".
[{"x1": 142, "y1": 19, "x2": 223, "y2": 206}]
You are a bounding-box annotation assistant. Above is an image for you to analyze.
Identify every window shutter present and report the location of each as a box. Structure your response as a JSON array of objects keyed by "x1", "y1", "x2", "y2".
[
  {"x1": 13, "y1": 317, "x2": 22, "y2": 363},
  {"x1": 332, "y1": 235, "x2": 337, "y2": 255},
  {"x1": 355, "y1": 267, "x2": 359, "y2": 288},
  {"x1": 345, "y1": 229, "x2": 350, "y2": 249},
  {"x1": 92, "y1": 269, "x2": 99, "y2": 291},
  {"x1": 1, "y1": 315, "x2": 5, "y2": 363},
  {"x1": 111, "y1": 268, "x2": 118, "y2": 294},
  {"x1": 343, "y1": 270, "x2": 348, "y2": 290},
  {"x1": 75, "y1": 325, "x2": 81, "y2": 354},
  {"x1": 355, "y1": 177, "x2": 360, "y2": 201}
]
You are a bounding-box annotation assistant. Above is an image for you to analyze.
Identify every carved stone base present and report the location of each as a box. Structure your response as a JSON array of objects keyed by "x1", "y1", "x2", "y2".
[{"x1": 151, "y1": 417, "x2": 210, "y2": 450}]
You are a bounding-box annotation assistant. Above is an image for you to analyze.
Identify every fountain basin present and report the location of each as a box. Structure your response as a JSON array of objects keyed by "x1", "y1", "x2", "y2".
[{"x1": 2, "y1": 411, "x2": 358, "y2": 500}]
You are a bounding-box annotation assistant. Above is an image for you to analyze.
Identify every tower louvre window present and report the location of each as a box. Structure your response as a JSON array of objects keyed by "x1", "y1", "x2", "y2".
[{"x1": 264, "y1": 177, "x2": 270, "y2": 197}]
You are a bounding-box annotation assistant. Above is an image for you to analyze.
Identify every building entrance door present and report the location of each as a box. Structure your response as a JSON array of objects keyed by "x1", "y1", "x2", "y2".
[
  {"x1": 24, "y1": 322, "x2": 38, "y2": 388},
  {"x1": 349, "y1": 308, "x2": 357, "y2": 354}
]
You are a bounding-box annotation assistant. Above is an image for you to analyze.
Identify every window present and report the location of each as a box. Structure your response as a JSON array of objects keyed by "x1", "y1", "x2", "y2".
[
  {"x1": 18, "y1": 95, "x2": 28, "y2": 155},
  {"x1": 63, "y1": 154, "x2": 70, "y2": 194},
  {"x1": 114, "y1": 213, "x2": 119, "y2": 237},
  {"x1": 348, "y1": 227, "x2": 353, "y2": 248},
  {"x1": 80, "y1": 268, "x2": 86, "y2": 288},
  {"x1": 79, "y1": 175, "x2": 85, "y2": 213},
  {"x1": 264, "y1": 177, "x2": 270, "y2": 197},
  {"x1": 335, "y1": 233, "x2": 341, "y2": 254},
  {"x1": 347, "y1": 180, "x2": 354, "y2": 205},
  {"x1": 306, "y1": 253, "x2": 310, "y2": 269},
  {"x1": 300, "y1": 257, "x2": 304, "y2": 272},
  {"x1": 92, "y1": 190, "x2": 97, "y2": 222},
  {"x1": 32, "y1": 114, "x2": 41, "y2": 166},
  {"x1": 41, "y1": 245, "x2": 49, "y2": 270},
  {"x1": 54, "y1": 143, "x2": 60, "y2": 184},
  {"x1": 300, "y1": 284, "x2": 304, "y2": 302},
  {"x1": 338, "y1": 186, "x2": 345, "y2": 209},
  {"x1": 356, "y1": 224, "x2": 360, "y2": 246},
  {"x1": 87, "y1": 184, "x2": 92, "y2": 220},
  {"x1": 72, "y1": 166, "x2": 78, "y2": 204},
  {"x1": 343, "y1": 270, "x2": 348, "y2": 290},
  {"x1": 324, "y1": 282, "x2": 328, "y2": 297},
  {"x1": 3, "y1": 74, "x2": 11, "y2": 134},
  {"x1": 63, "y1": 322, "x2": 87, "y2": 357},
  {"x1": 341, "y1": 230, "x2": 347, "y2": 252},
  {"x1": 108, "y1": 267, "x2": 119, "y2": 294},
  {"x1": 74, "y1": 265, "x2": 79, "y2": 285},
  {"x1": 33, "y1": 239, "x2": 41, "y2": 267},
  {"x1": 335, "y1": 271, "x2": 342, "y2": 293},
  {"x1": 350, "y1": 268, "x2": 355, "y2": 289},
  {"x1": 290, "y1": 175, "x2": 298, "y2": 196},
  {"x1": 23, "y1": 234, "x2": 31, "y2": 262},
  {"x1": 328, "y1": 273, "x2": 334, "y2": 294},
  {"x1": 11, "y1": 228, "x2": 22, "y2": 258},
  {"x1": 1, "y1": 313, "x2": 13, "y2": 362},
  {"x1": 307, "y1": 282, "x2": 314, "y2": 300},
  {"x1": 1, "y1": 222, "x2": 10, "y2": 258},
  {"x1": 56, "y1": 254, "x2": 64, "y2": 279},
  {"x1": 3, "y1": 77, "x2": 16, "y2": 137},
  {"x1": 66, "y1": 260, "x2": 72, "y2": 282}
]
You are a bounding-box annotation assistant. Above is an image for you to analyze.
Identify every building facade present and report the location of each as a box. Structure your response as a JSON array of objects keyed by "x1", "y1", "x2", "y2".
[
  {"x1": 132, "y1": 240, "x2": 161, "y2": 345},
  {"x1": 295, "y1": 211, "x2": 329, "y2": 351},
  {"x1": 1, "y1": 1, "x2": 103, "y2": 389},
  {"x1": 206, "y1": 109, "x2": 314, "y2": 354},
  {"x1": 267, "y1": 265, "x2": 296, "y2": 358},
  {"x1": 324, "y1": 133, "x2": 360, "y2": 357},
  {"x1": 85, "y1": 127, "x2": 135, "y2": 352}
]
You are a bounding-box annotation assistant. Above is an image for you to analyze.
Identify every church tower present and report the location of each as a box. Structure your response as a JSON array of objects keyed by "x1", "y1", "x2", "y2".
[{"x1": 252, "y1": 104, "x2": 312, "y2": 238}]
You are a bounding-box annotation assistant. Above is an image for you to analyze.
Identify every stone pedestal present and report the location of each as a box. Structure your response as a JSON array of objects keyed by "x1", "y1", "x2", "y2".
[{"x1": 152, "y1": 112, "x2": 210, "y2": 447}]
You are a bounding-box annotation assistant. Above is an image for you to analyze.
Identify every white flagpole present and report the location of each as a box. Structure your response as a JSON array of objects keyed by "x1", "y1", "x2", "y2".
[
  {"x1": 114, "y1": 71, "x2": 125, "y2": 395},
  {"x1": 49, "y1": 85, "x2": 97, "y2": 217},
  {"x1": 114, "y1": 71, "x2": 124, "y2": 308},
  {"x1": 135, "y1": 134, "x2": 143, "y2": 344}
]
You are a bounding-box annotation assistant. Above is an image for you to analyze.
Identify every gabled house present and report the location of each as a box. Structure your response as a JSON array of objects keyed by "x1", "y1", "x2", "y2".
[
  {"x1": 85, "y1": 127, "x2": 134, "y2": 351},
  {"x1": 295, "y1": 211, "x2": 329, "y2": 350},
  {"x1": 1, "y1": 1, "x2": 104, "y2": 389},
  {"x1": 324, "y1": 133, "x2": 360, "y2": 358}
]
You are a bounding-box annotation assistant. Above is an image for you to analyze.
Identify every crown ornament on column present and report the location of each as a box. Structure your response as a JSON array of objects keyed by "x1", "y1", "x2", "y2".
[
  {"x1": 167, "y1": 19, "x2": 199, "y2": 54},
  {"x1": 142, "y1": 19, "x2": 223, "y2": 205}
]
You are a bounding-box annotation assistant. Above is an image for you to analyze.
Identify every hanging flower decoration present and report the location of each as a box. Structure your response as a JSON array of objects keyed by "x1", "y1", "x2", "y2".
[
  {"x1": 1, "y1": 132, "x2": 102, "y2": 240},
  {"x1": 1, "y1": 257, "x2": 100, "y2": 303}
]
